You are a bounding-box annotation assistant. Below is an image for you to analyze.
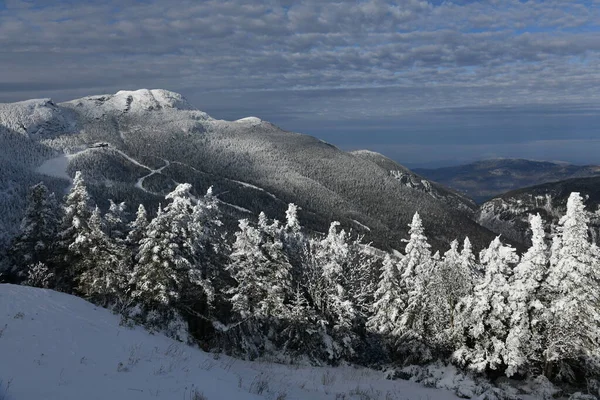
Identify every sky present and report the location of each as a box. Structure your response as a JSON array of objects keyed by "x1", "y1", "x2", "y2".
[{"x1": 0, "y1": 0, "x2": 599, "y2": 167}]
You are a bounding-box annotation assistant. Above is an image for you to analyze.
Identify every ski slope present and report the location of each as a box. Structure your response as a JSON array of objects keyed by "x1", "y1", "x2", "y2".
[{"x1": 0, "y1": 284, "x2": 460, "y2": 400}]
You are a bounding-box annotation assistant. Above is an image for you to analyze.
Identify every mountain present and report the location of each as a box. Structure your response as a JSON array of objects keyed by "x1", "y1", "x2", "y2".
[
  {"x1": 351, "y1": 150, "x2": 478, "y2": 216},
  {"x1": 414, "y1": 159, "x2": 600, "y2": 204},
  {"x1": 0, "y1": 283, "x2": 461, "y2": 400},
  {"x1": 478, "y1": 176, "x2": 600, "y2": 246},
  {"x1": 0, "y1": 89, "x2": 498, "y2": 254}
]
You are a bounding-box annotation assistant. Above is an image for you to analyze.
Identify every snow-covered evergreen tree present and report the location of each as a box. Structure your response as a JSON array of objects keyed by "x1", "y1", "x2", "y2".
[
  {"x1": 367, "y1": 254, "x2": 403, "y2": 339},
  {"x1": 104, "y1": 200, "x2": 128, "y2": 241},
  {"x1": 77, "y1": 206, "x2": 130, "y2": 306},
  {"x1": 55, "y1": 171, "x2": 95, "y2": 291},
  {"x1": 131, "y1": 185, "x2": 196, "y2": 312},
  {"x1": 505, "y1": 214, "x2": 548, "y2": 377},
  {"x1": 126, "y1": 204, "x2": 148, "y2": 248},
  {"x1": 543, "y1": 193, "x2": 600, "y2": 381},
  {"x1": 9, "y1": 183, "x2": 60, "y2": 281},
  {"x1": 460, "y1": 236, "x2": 480, "y2": 279},
  {"x1": 226, "y1": 216, "x2": 293, "y2": 357},
  {"x1": 394, "y1": 212, "x2": 434, "y2": 363},
  {"x1": 427, "y1": 239, "x2": 475, "y2": 354},
  {"x1": 311, "y1": 221, "x2": 357, "y2": 360},
  {"x1": 454, "y1": 236, "x2": 519, "y2": 374}
]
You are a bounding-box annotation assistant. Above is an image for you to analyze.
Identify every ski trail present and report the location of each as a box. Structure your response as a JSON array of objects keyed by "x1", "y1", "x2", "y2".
[
  {"x1": 135, "y1": 159, "x2": 170, "y2": 194},
  {"x1": 172, "y1": 161, "x2": 283, "y2": 203}
]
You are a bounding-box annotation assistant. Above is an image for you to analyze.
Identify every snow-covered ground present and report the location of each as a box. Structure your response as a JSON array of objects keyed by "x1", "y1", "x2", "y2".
[{"x1": 0, "y1": 284, "x2": 460, "y2": 400}]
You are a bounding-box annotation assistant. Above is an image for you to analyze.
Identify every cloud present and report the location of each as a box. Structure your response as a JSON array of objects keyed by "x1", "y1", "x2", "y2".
[{"x1": 0, "y1": 0, "x2": 599, "y2": 164}]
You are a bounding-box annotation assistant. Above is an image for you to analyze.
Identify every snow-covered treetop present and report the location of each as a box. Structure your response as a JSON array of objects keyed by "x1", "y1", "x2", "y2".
[{"x1": 285, "y1": 203, "x2": 300, "y2": 232}]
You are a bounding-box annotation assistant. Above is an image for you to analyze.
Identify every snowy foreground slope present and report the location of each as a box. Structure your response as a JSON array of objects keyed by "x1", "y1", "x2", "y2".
[{"x1": 0, "y1": 284, "x2": 459, "y2": 400}]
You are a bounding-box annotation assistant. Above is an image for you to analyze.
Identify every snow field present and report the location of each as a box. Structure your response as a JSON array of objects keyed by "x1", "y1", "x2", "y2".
[{"x1": 0, "y1": 284, "x2": 459, "y2": 400}]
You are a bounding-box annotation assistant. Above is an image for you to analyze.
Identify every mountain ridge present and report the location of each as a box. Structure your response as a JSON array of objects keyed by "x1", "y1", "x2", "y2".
[
  {"x1": 415, "y1": 158, "x2": 600, "y2": 204},
  {"x1": 0, "y1": 89, "x2": 500, "y2": 254}
]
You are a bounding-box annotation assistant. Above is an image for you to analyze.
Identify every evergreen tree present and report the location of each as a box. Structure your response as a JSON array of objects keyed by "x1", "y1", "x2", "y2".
[
  {"x1": 131, "y1": 185, "x2": 197, "y2": 314},
  {"x1": 77, "y1": 207, "x2": 130, "y2": 306},
  {"x1": 312, "y1": 221, "x2": 357, "y2": 360},
  {"x1": 543, "y1": 193, "x2": 600, "y2": 382},
  {"x1": 505, "y1": 214, "x2": 548, "y2": 377},
  {"x1": 226, "y1": 216, "x2": 293, "y2": 356},
  {"x1": 9, "y1": 183, "x2": 60, "y2": 281},
  {"x1": 395, "y1": 212, "x2": 434, "y2": 363},
  {"x1": 126, "y1": 204, "x2": 148, "y2": 248},
  {"x1": 427, "y1": 239, "x2": 475, "y2": 354},
  {"x1": 104, "y1": 200, "x2": 128, "y2": 241},
  {"x1": 55, "y1": 171, "x2": 94, "y2": 291},
  {"x1": 367, "y1": 254, "x2": 403, "y2": 339},
  {"x1": 454, "y1": 236, "x2": 519, "y2": 374},
  {"x1": 460, "y1": 236, "x2": 480, "y2": 279}
]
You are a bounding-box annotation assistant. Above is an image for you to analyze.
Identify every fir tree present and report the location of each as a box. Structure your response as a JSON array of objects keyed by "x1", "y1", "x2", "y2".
[
  {"x1": 9, "y1": 183, "x2": 60, "y2": 281},
  {"x1": 226, "y1": 216, "x2": 293, "y2": 356},
  {"x1": 395, "y1": 212, "x2": 434, "y2": 363},
  {"x1": 131, "y1": 184, "x2": 197, "y2": 313},
  {"x1": 77, "y1": 207, "x2": 130, "y2": 306},
  {"x1": 543, "y1": 193, "x2": 600, "y2": 381},
  {"x1": 505, "y1": 214, "x2": 548, "y2": 377},
  {"x1": 367, "y1": 254, "x2": 403, "y2": 339},
  {"x1": 55, "y1": 171, "x2": 94, "y2": 291},
  {"x1": 454, "y1": 236, "x2": 519, "y2": 374},
  {"x1": 104, "y1": 200, "x2": 128, "y2": 241},
  {"x1": 312, "y1": 222, "x2": 357, "y2": 360},
  {"x1": 427, "y1": 239, "x2": 475, "y2": 353},
  {"x1": 126, "y1": 204, "x2": 148, "y2": 248}
]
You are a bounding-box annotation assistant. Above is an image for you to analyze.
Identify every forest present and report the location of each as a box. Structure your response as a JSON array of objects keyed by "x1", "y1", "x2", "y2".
[{"x1": 2, "y1": 171, "x2": 600, "y2": 394}]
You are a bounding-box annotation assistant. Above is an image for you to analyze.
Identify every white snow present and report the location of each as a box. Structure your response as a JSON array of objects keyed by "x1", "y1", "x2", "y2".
[
  {"x1": 35, "y1": 153, "x2": 73, "y2": 181},
  {"x1": 234, "y1": 117, "x2": 262, "y2": 126},
  {"x1": 0, "y1": 284, "x2": 461, "y2": 400},
  {"x1": 352, "y1": 219, "x2": 371, "y2": 231}
]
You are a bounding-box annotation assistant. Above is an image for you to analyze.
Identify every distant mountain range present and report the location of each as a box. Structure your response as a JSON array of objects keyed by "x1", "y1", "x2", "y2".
[
  {"x1": 478, "y1": 176, "x2": 600, "y2": 246},
  {"x1": 0, "y1": 89, "x2": 499, "y2": 254},
  {"x1": 414, "y1": 159, "x2": 600, "y2": 204}
]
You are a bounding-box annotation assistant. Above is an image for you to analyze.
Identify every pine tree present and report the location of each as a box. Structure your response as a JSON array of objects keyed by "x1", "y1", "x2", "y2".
[
  {"x1": 543, "y1": 193, "x2": 600, "y2": 381},
  {"x1": 126, "y1": 204, "x2": 148, "y2": 248},
  {"x1": 394, "y1": 212, "x2": 434, "y2": 363},
  {"x1": 131, "y1": 185, "x2": 196, "y2": 313},
  {"x1": 55, "y1": 171, "x2": 94, "y2": 291},
  {"x1": 226, "y1": 216, "x2": 293, "y2": 356},
  {"x1": 313, "y1": 222, "x2": 357, "y2": 359},
  {"x1": 77, "y1": 207, "x2": 130, "y2": 306},
  {"x1": 131, "y1": 204, "x2": 180, "y2": 308},
  {"x1": 427, "y1": 239, "x2": 475, "y2": 354},
  {"x1": 505, "y1": 214, "x2": 548, "y2": 377},
  {"x1": 367, "y1": 254, "x2": 403, "y2": 339},
  {"x1": 454, "y1": 236, "x2": 519, "y2": 374},
  {"x1": 105, "y1": 200, "x2": 128, "y2": 241},
  {"x1": 228, "y1": 217, "x2": 292, "y2": 321},
  {"x1": 9, "y1": 183, "x2": 60, "y2": 281},
  {"x1": 188, "y1": 187, "x2": 228, "y2": 316}
]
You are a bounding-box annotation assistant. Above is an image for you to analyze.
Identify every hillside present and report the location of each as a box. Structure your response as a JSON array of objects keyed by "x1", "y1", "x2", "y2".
[
  {"x1": 351, "y1": 150, "x2": 477, "y2": 216},
  {"x1": 0, "y1": 284, "x2": 463, "y2": 400},
  {"x1": 478, "y1": 176, "x2": 600, "y2": 245},
  {"x1": 414, "y1": 159, "x2": 600, "y2": 204},
  {"x1": 0, "y1": 89, "x2": 498, "y2": 253}
]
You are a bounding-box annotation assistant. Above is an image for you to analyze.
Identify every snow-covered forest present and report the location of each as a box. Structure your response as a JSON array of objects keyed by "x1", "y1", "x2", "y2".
[{"x1": 3, "y1": 171, "x2": 600, "y2": 396}]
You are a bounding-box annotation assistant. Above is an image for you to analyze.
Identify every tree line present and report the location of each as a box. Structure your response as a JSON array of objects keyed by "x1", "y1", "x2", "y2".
[{"x1": 2, "y1": 171, "x2": 600, "y2": 389}]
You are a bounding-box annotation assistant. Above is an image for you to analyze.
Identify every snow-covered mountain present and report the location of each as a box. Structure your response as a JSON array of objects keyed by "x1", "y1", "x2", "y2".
[
  {"x1": 478, "y1": 176, "x2": 600, "y2": 246},
  {"x1": 415, "y1": 159, "x2": 600, "y2": 204},
  {"x1": 0, "y1": 283, "x2": 461, "y2": 400},
  {"x1": 0, "y1": 89, "x2": 497, "y2": 252},
  {"x1": 351, "y1": 150, "x2": 477, "y2": 216}
]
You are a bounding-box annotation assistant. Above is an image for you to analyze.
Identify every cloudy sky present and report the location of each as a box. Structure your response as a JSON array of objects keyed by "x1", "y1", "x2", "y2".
[{"x1": 1, "y1": 0, "x2": 599, "y2": 167}]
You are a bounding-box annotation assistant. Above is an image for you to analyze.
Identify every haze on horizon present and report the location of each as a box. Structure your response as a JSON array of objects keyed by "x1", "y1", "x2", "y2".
[{"x1": 0, "y1": 0, "x2": 599, "y2": 167}]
